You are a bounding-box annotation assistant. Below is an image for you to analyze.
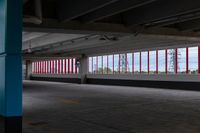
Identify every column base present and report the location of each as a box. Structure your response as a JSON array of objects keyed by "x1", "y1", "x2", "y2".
[{"x1": 0, "y1": 116, "x2": 22, "y2": 133}]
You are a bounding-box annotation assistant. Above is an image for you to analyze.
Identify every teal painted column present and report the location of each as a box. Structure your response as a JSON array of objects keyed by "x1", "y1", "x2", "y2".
[{"x1": 0, "y1": 0, "x2": 22, "y2": 117}]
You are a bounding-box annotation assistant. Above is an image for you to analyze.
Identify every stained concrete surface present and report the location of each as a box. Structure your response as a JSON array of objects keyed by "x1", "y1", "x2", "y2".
[{"x1": 23, "y1": 81, "x2": 200, "y2": 133}]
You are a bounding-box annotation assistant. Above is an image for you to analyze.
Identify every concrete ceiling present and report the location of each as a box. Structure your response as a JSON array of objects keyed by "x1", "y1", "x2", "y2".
[
  {"x1": 22, "y1": 0, "x2": 200, "y2": 58},
  {"x1": 23, "y1": 0, "x2": 200, "y2": 34},
  {"x1": 23, "y1": 31, "x2": 200, "y2": 57}
]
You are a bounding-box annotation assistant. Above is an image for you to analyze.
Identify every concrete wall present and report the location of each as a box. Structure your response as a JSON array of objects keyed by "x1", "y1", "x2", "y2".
[
  {"x1": 30, "y1": 74, "x2": 81, "y2": 84},
  {"x1": 29, "y1": 73, "x2": 200, "y2": 90},
  {"x1": 87, "y1": 74, "x2": 200, "y2": 82}
]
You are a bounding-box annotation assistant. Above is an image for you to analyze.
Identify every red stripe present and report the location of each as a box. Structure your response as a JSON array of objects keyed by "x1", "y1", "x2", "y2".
[
  {"x1": 60, "y1": 59, "x2": 62, "y2": 74},
  {"x1": 91, "y1": 58, "x2": 93, "y2": 74},
  {"x1": 59, "y1": 60, "x2": 61, "y2": 74},
  {"x1": 156, "y1": 50, "x2": 158, "y2": 74},
  {"x1": 47, "y1": 61, "x2": 51, "y2": 73},
  {"x1": 42, "y1": 61, "x2": 44, "y2": 74},
  {"x1": 102, "y1": 56, "x2": 103, "y2": 74},
  {"x1": 107, "y1": 56, "x2": 109, "y2": 74},
  {"x1": 148, "y1": 51, "x2": 150, "y2": 74},
  {"x1": 119, "y1": 54, "x2": 120, "y2": 73},
  {"x1": 37, "y1": 62, "x2": 38, "y2": 73},
  {"x1": 166, "y1": 49, "x2": 168, "y2": 74},
  {"x1": 113, "y1": 55, "x2": 114, "y2": 74},
  {"x1": 186, "y1": 47, "x2": 189, "y2": 74},
  {"x1": 72, "y1": 59, "x2": 74, "y2": 74},
  {"x1": 46, "y1": 61, "x2": 48, "y2": 74},
  {"x1": 96, "y1": 57, "x2": 98, "y2": 74},
  {"x1": 36, "y1": 62, "x2": 38, "y2": 73},
  {"x1": 68, "y1": 59, "x2": 70, "y2": 74},
  {"x1": 43, "y1": 61, "x2": 46, "y2": 74},
  {"x1": 41, "y1": 61, "x2": 42, "y2": 74},
  {"x1": 125, "y1": 53, "x2": 127, "y2": 73},
  {"x1": 140, "y1": 52, "x2": 142, "y2": 73},
  {"x1": 50, "y1": 61, "x2": 52, "y2": 74},
  {"x1": 48, "y1": 61, "x2": 50, "y2": 74},
  {"x1": 52, "y1": 60, "x2": 55, "y2": 74},
  {"x1": 132, "y1": 53, "x2": 134, "y2": 74},
  {"x1": 39, "y1": 61, "x2": 41, "y2": 74},
  {"x1": 198, "y1": 46, "x2": 200, "y2": 74},
  {"x1": 40, "y1": 61, "x2": 42, "y2": 74},
  {"x1": 64, "y1": 59, "x2": 66, "y2": 74},
  {"x1": 175, "y1": 48, "x2": 178, "y2": 74},
  {"x1": 45, "y1": 61, "x2": 47, "y2": 74},
  {"x1": 43, "y1": 61, "x2": 45, "y2": 74}
]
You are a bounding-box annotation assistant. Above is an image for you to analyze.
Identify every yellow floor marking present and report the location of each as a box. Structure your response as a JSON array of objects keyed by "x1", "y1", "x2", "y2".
[{"x1": 61, "y1": 99, "x2": 80, "y2": 105}]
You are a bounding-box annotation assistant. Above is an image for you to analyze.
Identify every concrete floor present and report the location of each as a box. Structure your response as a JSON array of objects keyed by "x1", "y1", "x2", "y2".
[{"x1": 23, "y1": 81, "x2": 200, "y2": 133}]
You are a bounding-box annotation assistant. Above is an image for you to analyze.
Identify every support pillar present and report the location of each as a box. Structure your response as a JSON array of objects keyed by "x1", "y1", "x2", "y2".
[
  {"x1": 25, "y1": 60, "x2": 32, "y2": 80},
  {"x1": 80, "y1": 54, "x2": 88, "y2": 84},
  {"x1": 0, "y1": 0, "x2": 22, "y2": 132}
]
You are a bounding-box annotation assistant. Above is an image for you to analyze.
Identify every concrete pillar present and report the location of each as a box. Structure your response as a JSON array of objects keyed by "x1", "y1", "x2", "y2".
[
  {"x1": 80, "y1": 54, "x2": 88, "y2": 84},
  {"x1": 0, "y1": 0, "x2": 22, "y2": 132},
  {"x1": 25, "y1": 60, "x2": 32, "y2": 80}
]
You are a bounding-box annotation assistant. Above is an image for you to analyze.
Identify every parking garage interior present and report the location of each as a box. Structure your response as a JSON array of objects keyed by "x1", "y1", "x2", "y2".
[{"x1": 1, "y1": 0, "x2": 200, "y2": 133}]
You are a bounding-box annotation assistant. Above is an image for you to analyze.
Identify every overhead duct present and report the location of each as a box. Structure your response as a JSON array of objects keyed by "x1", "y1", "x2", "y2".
[{"x1": 23, "y1": 0, "x2": 43, "y2": 24}]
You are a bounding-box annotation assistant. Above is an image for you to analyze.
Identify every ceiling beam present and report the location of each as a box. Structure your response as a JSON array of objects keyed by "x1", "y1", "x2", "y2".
[
  {"x1": 23, "y1": 19, "x2": 200, "y2": 37},
  {"x1": 32, "y1": 34, "x2": 200, "y2": 55},
  {"x1": 57, "y1": 0, "x2": 119, "y2": 22},
  {"x1": 23, "y1": 32, "x2": 50, "y2": 43},
  {"x1": 23, "y1": 34, "x2": 96, "y2": 52},
  {"x1": 175, "y1": 19, "x2": 200, "y2": 31},
  {"x1": 23, "y1": 19, "x2": 133, "y2": 35},
  {"x1": 22, "y1": 33, "x2": 88, "y2": 50},
  {"x1": 124, "y1": 0, "x2": 200, "y2": 26},
  {"x1": 80, "y1": 0, "x2": 156, "y2": 23}
]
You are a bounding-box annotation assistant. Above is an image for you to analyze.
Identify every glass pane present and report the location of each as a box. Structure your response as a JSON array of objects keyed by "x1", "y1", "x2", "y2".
[
  {"x1": 141, "y1": 52, "x2": 148, "y2": 74},
  {"x1": 149, "y1": 51, "x2": 156, "y2": 74},
  {"x1": 46, "y1": 61, "x2": 48, "y2": 74},
  {"x1": 77, "y1": 67, "x2": 79, "y2": 74},
  {"x1": 134, "y1": 52, "x2": 140, "y2": 73},
  {"x1": 88, "y1": 57, "x2": 92, "y2": 74},
  {"x1": 120, "y1": 54, "x2": 126, "y2": 73},
  {"x1": 66, "y1": 59, "x2": 69, "y2": 74},
  {"x1": 45, "y1": 61, "x2": 47, "y2": 74},
  {"x1": 127, "y1": 53, "x2": 133, "y2": 73},
  {"x1": 73, "y1": 58, "x2": 76, "y2": 74},
  {"x1": 49, "y1": 61, "x2": 51, "y2": 74},
  {"x1": 114, "y1": 54, "x2": 119, "y2": 74},
  {"x1": 103, "y1": 56, "x2": 108, "y2": 74},
  {"x1": 41, "y1": 61, "x2": 43, "y2": 74},
  {"x1": 177, "y1": 48, "x2": 186, "y2": 73},
  {"x1": 98, "y1": 56, "x2": 103, "y2": 74},
  {"x1": 32, "y1": 62, "x2": 34, "y2": 73},
  {"x1": 50, "y1": 61, "x2": 52, "y2": 74},
  {"x1": 93, "y1": 57, "x2": 97, "y2": 74},
  {"x1": 189, "y1": 47, "x2": 198, "y2": 74},
  {"x1": 70, "y1": 59, "x2": 73, "y2": 73},
  {"x1": 60, "y1": 60, "x2": 62, "y2": 74},
  {"x1": 167, "y1": 49, "x2": 176, "y2": 74},
  {"x1": 62, "y1": 59, "x2": 65, "y2": 73},
  {"x1": 158, "y1": 50, "x2": 166, "y2": 74},
  {"x1": 54, "y1": 60, "x2": 58, "y2": 74},
  {"x1": 108, "y1": 55, "x2": 113, "y2": 74}
]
